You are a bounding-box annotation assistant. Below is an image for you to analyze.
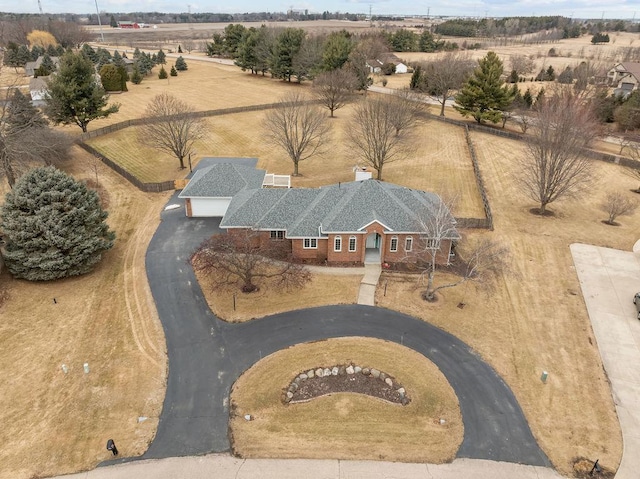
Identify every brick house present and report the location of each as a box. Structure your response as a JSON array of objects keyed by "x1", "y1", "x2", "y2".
[{"x1": 220, "y1": 179, "x2": 458, "y2": 266}]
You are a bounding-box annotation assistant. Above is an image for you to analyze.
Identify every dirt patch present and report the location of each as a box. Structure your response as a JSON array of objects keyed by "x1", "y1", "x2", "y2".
[{"x1": 572, "y1": 457, "x2": 615, "y2": 478}]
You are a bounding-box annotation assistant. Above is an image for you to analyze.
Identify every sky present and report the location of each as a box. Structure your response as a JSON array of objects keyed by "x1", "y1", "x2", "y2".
[{"x1": 1, "y1": 0, "x2": 638, "y2": 20}]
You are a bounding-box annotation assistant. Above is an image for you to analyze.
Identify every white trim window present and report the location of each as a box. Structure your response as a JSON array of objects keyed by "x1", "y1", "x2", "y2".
[
  {"x1": 348, "y1": 236, "x2": 357, "y2": 252},
  {"x1": 334, "y1": 236, "x2": 342, "y2": 252},
  {"x1": 390, "y1": 236, "x2": 398, "y2": 252},
  {"x1": 303, "y1": 238, "x2": 318, "y2": 249},
  {"x1": 426, "y1": 238, "x2": 439, "y2": 249},
  {"x1": 270, "y1": 230, "x2": 285, "y2": 240},
  {"x1": 405, "y1": 236, "x2": 413, "y2": 252}
]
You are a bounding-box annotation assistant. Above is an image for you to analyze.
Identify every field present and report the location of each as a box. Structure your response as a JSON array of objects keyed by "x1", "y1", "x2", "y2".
[{"x1": 1, "y1": 29, "x2": 639, "y2": 478}]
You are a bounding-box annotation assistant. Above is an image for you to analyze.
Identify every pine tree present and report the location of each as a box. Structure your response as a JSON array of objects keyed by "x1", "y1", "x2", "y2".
[
  {"x1": 454, "y1": 51, "x2": 511, "y2": 124},
  {"x1": 0, "y1": 166, "x2": 115, "y2": 281},
  {"x1": 36, "y1": 53, "x2": 56, "y2": 76},
  {"x1": 130, "y1": 65, "x2": 142, "y2": 84},
  {"x1": 6, "y1": 89, "x2": 47, "y2": 131},
  {"x1": 523, "y1": 88, "x2": 533, "y2": 108},
  {"x1": 156, "y1": 49, "x2": 166, "y2": 65},
  {"x1": 178, "y1": 44, "x2": 183, "y2": 53},
  {"x1": 175, "y1": 56, "x2": 188, "y2": 71},
  {"x1": 44, "y1": 51, "x2": 120, "y2": 132},
  {"x1": 158, "y1": 66, "x2": 168, "y2": 79},
  {"x1": 170, "y1": 65, "x2": 178, "y2": 76}
]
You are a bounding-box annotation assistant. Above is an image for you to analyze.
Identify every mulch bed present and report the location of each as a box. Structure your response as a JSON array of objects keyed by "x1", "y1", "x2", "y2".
[{"x1": 289, "y1": 373, "x2": 408, "y2": 405}]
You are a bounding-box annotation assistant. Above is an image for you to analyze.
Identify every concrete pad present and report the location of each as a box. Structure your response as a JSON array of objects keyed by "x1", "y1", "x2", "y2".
[{"x1": 570, "y1": 243, "x2": 640, "y2": 479}]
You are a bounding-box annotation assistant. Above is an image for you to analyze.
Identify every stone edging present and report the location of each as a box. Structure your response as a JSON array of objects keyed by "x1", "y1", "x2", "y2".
[{"x1": 283, "y1": 364, "x2": 410, "y2": 405}]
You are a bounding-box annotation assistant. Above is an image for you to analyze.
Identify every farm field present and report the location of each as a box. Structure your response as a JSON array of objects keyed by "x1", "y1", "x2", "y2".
[{"x1": 2, "y1": 29, "x2": 639, "y2": 478}]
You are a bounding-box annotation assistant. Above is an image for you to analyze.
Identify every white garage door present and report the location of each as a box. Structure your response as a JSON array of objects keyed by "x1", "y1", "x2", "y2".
[{"x1": 190, "y1": 198, "x2": 231, "y2": 217}]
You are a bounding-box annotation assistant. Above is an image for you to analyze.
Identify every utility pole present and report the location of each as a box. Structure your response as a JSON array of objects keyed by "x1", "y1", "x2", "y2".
[
  {"x1": 94, "y1": 0, "x2": 105, "y2": 43},
  {"x1": 37, "y1": 0, "x2": 43, "y2": 15}
]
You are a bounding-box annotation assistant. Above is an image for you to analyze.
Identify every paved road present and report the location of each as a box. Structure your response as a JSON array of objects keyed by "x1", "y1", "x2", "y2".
[{"x1": 125, "y1": 158, "x2": 550, "y2": 467}]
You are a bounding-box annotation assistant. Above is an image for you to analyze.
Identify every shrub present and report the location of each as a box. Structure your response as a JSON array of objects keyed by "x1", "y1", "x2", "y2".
[
  {"x1": 158, "y1": 66, "x2": 168, "y2": 79},
  {"x1": 0, "y1": 166, "x2": 115, "y2": 280},
  {"x1": 175, "y1": 55, "x2": 188, "y2": 71},
  {"x1": 170, "y1": 65, "x2": 178, "y2": 76}
]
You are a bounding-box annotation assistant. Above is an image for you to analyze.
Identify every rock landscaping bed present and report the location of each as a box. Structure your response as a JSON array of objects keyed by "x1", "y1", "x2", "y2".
[{"x1": 285, "y1": 364, "x2": 410, "y2": 405}]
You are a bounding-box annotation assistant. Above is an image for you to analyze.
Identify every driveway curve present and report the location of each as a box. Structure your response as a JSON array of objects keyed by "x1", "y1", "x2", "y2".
[{"x1": 141, "y1": 185, "x2": 549, "y2": 467}]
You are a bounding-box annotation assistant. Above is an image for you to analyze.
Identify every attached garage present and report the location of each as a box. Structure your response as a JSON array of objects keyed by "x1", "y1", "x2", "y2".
[
  {"x1": 179, "y1": 162, "x2": 266, "y2": 218},
  {"x1": 186, "y1": 197, "x2": 233, "y2": 217}
]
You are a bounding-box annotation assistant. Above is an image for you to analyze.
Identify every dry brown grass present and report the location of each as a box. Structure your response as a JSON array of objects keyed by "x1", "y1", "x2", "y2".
[
  {"x1": 376, "y1": 130, "x2": 640, "y2": 476},
  {"x1": 74, "y1": 59, "x2": 306, "y2": 134},
  {"x1": 195, "y1": 266, "x2": 362, "y2": 322},
  {"x1": 86, "y1": 104, "x2": 485, "y2": 218},
  {"x1": 230, "y1": 337, "x2": 462, "y2": 463},
  {"x1": 0, "y1": 147, "x2": 169, "y2": 479},
  {"x1": 1, "y1": 34, "x2": 635, "y2": 477}
]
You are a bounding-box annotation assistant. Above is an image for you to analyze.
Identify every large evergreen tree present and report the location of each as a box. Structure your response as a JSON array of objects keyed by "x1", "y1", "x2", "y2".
[
  {"x1": 454, "y1": 51, "x2": 512, "y2": 124},
  {"x1": 270, "y1": 28, "x2": 306, "y2": 82},
  {"x1": 44, "y1": 51, "x2": 120, "y2": 132},
  {"x1": 0, "y1": 166, "x2": 115, "y2": 280}
]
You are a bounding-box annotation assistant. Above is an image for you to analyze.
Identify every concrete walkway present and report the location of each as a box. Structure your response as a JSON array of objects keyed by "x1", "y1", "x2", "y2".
[
  {"x1": 61, "y1": 455, "x2": 562, "y2": 479},
  {"x1": 358, "y1": 263, "x2": 382, "y2": 305},
  {"x1": 570, "y1": 243, "x2": 640, "y2": 479}
]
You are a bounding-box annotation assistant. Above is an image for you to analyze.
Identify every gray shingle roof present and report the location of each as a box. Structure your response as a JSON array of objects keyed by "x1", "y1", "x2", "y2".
[
  {"x1": 220, "y1": 179, "x2": 457, "y2": 238},
  {"x1": 178, "y1": 162, "x2": 265, "y2": 198}
]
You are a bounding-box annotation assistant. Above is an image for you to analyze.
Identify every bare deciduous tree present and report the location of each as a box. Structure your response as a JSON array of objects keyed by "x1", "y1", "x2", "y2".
[
  {"x1": 600, "y1": 192, "x2": 638, "y2": 225},
  {"x1": 264, "y1": 92, "x2": 330, "y2": 176},
  {"x1": 190, "y1": 230, "x2": 312, "y2": 293},
  {"x1": 388, "y1": 89, "x2": 425, "y2": 136},
  {"x1": 139, "y1": 92, "x2": 205, "y2": 170},
  {"x1": 622, "y1": 135, "x2": 640, "y2": 192},
  {"x1": 416, "y1": 52, "x2": 475, "y2": 117},
  {"x1": 509, "y1": 54, "x2": 536, "y2": 76},
  {"x1": 347, "y1": 95, "x2": 418, "y2": 180},
  {"x1": 406, "y1": 198, "x2": 509, "y2": 302},
  {"x1": 519, "y1": 89, "x2": 601, "y2": 215},
  {"x1": 312, "y1": 68, "x2": 358, "y2": 117},
  {"x1": 0, "y1": 87, "x2": 71, "y2": 188}
]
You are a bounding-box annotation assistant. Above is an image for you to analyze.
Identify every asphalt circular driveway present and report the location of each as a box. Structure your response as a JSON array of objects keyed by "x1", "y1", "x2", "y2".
[{"x1": 139, "y1": 182, "x2": 550, "y2": 467}]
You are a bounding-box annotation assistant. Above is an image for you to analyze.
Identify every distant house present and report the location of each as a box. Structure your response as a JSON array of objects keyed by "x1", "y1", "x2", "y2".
[
  {"x1": 366, "y1": 59, "x2": 383, "y2": 74},
  {"x1": 608, "y1": 62, "x2": 640, "y2": 98},
  {"x1": 220, "y1": 179, "x2": 458, "y2": 266},
  {"x1": 24, "y1": 56, "x2": 59, "y2": 77},
  {"x1": 366, "y1": 54, "x2": 408, "y2": 74},
  {"x1": 380, "y1": 53, "x2": 409, "y2": 74},
  {"x1": 29, "y1": 77, "x2": 48, "y2": 106},
  {"x1": 118, "y1": 21, "x2": 140, "y2": 29}
]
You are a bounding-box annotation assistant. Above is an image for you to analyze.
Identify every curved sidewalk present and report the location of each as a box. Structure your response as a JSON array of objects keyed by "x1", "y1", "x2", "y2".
[{"x1": 570, "y1": 244, "x2": 640, "y2": 479}]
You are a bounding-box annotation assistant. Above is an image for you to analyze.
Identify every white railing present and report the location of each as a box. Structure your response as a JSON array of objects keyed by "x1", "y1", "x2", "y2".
[{"x1": 263, "y1": 173, "x2": 291, "y2": 188}]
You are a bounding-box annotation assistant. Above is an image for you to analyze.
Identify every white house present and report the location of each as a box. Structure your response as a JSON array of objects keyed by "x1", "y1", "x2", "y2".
[{"x1": 607, "y1": 62, "x2": 640, "y2": 97}]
